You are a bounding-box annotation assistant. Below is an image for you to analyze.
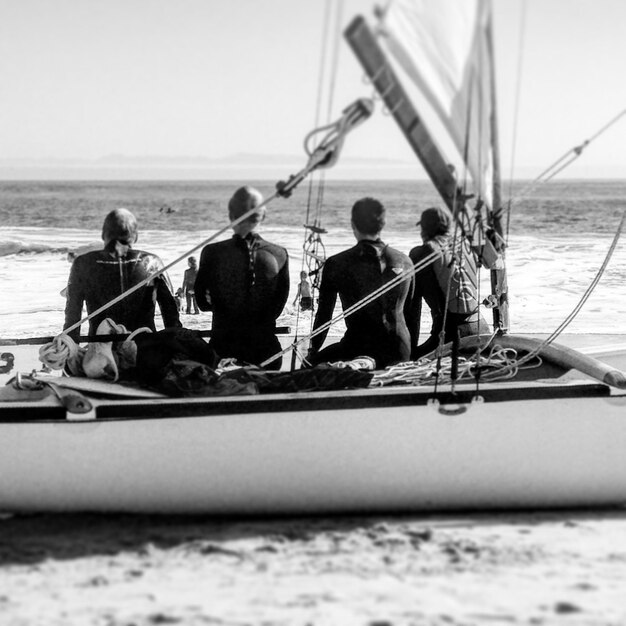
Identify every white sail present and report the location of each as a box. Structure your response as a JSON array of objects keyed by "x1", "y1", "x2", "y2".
[{"x1": 378, "y1": 0, "x2": 496, "y2": 207}]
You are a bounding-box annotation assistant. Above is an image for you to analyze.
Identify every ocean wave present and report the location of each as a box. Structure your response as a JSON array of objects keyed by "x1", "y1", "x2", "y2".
[{"x1": 0, "y1": 240, "x2": 70, "y2": 257}]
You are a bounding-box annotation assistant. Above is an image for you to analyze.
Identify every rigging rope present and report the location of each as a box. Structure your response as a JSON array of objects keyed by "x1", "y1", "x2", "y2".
[
  {"x1": 504, "y1": 0, "x2": 528, "y2": 243},
  {"x1": 293, "y1": 0, "x2": 335, "y2": 367},
  {"x1": 292, "y1": 0, "x2": 347, "y2": 368},
  {"x1": 507, "y1": 108, "x2": 626, "y2": 212}
]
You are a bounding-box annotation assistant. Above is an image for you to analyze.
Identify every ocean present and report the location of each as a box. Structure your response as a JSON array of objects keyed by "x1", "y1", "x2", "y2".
[{"x1": 1, "y1": 178, "x2": 625, "y2": 341}]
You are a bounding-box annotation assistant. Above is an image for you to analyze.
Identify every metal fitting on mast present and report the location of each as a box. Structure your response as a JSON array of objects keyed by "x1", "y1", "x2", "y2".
[{"x1": 276, "y1": 98, "x2": 374, "y2": 198}]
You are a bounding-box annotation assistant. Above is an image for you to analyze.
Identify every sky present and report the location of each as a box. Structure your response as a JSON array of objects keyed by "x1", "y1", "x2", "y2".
[{"x1": 0, "y1": 0, "x2": 625, "y2": 180}]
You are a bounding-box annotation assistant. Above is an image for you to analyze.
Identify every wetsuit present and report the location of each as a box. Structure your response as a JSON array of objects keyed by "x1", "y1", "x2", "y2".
[
  {"x1": 194, "y1": 233, "x2": 289, "y2": 369},
  {"x1": 64, "y1": 248, "x2": 181, "y2": 341},
  {"x1": 408, "y1": 237, "x2": 489, "y2": 359},
  {"x1": 310, "y1": 240, "x2": 414, "y2": 368}
]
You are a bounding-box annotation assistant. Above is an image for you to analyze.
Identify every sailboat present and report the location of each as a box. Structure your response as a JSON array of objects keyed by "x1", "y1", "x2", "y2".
[{"x1": 2, "y1": 0, "x2": 626, "y2": 514}]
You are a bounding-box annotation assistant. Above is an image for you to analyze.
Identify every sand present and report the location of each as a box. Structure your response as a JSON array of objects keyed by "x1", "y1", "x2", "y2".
[{"x1": 1, "y1": 509, "x2": 626, "y2": 625}]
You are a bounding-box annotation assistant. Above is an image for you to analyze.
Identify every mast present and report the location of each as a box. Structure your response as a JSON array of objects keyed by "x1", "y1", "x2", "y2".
[{"x1": 345, "y1": 14, "x2": 509, "y2": 333}]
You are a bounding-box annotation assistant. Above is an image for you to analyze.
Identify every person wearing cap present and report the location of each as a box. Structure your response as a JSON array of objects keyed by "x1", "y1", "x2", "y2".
[
  {"x1": 182, "y1": 256, "x2": 200, "y2": 314},
  {"x1": 408, "y1": 206, "x2": 488, "y2": 359},
  {"x1": 308, "y1": 197, "x2": 414, "y2": 368},
  {"x1": 194, "y1": 186, "x2": 289, "y2": 369},
  {"x1": 63, "y1": 208, "x2": 181, "y2": 341}
]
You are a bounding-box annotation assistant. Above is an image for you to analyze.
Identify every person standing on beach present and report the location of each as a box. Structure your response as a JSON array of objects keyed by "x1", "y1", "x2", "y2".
[
  {"x1": 63, "y1": 208, "x2": 181, "y2": 341},
  {"x1": 307, "y1": 197, "x2": 414, "y2": 368},
  {"x1": 182, "y1": 256, "x2": 200, "y2": 314},
  {"x1": 408, "y1": 206, "x2": 488, "y2": 359},
  {"x1": 293, "y1": 271, "x2": 313, "y2": 311},
  {"x1": 194, "y1": 186, "x2": 289, "y2": 369}
]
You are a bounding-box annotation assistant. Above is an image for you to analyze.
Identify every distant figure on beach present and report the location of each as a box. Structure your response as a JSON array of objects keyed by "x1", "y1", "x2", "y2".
[
  {"x1": 408, "y1": 206, "x2": 489, "y2": 359},
  {"x1": 182, "y1": 256, "x2": 200, "y2": 314},
  {"x1": 63, "y1": 208, "x2": 181, "y2": 341},
  {"x1": 293, "y1": 271, "x2": 313, "y2": 311},
  {"x1": 194, "y1": 186, "x2": 289, "y2": 369},
  {"x1": 308, "y1": 197, "x2": 414, "y2": 368}
]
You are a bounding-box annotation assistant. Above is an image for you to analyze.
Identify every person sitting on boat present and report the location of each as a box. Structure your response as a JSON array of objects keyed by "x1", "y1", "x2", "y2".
[
  {"x1": 307, "y1": 197, "x2": 414, "y2": 368},
  {"x1": 63, "y1": 208, "x2": 181, "y2": 341},
  {"x1": 194, "y1": 186, "x2": 289, "y2": 370},
  {"x1": 408, "y1": 206, "x2": 489, "y2": 360}
]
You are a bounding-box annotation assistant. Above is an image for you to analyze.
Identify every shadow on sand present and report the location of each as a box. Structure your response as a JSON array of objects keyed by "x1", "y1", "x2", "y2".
[{"x1": 1, "y1": 507, "x2": 625, "y2": 567}]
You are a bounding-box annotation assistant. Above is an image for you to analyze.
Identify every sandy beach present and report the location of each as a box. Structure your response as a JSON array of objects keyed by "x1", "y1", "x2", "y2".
[{"x1": 1, "y1": 509, "x2": 626, "y2": 625}]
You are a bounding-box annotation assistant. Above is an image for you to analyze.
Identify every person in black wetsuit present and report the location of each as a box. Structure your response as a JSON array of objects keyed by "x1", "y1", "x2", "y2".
[
  {"x1": 194, "y1": 186, "x2": 289, "y2": 369},
  {"x1": 408, "y1": 206, "x2": 489, "y2": 359},
  {"x1": 308, "y1": 197, "x2": 414, "y2": 368},
  {"x1": 63, "y1": 208, "x2": 181, "y2": 341}
]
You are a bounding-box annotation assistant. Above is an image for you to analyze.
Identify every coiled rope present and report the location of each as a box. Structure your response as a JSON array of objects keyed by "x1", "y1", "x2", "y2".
[
  {"x1": 39, "y1": 323, "x2": 152, "y2": 375},
  {"x1": 370, "y1": 343, "x2": 542, "y2": 387},
  {"x1": 39, "y1": 333, "x2": 85, "y2": 374}
]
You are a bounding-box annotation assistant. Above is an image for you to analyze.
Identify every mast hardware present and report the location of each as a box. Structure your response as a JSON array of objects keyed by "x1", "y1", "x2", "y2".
[{"x1": 276, "y1": 98, "x2": 375, "y2": 198}]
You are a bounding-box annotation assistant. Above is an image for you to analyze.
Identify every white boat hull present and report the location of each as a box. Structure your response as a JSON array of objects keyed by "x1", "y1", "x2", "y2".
[{"x1": 2, "y1": 380, "x2": 626, "y2": 513}]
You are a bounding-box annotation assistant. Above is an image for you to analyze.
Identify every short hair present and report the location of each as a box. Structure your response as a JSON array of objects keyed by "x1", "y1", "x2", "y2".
[
  {"x1": 417, "y1": 206, "x2": 452, "y2": 238},
  {"x1": 102, "y1": 208, "x2": 138, "y2": 245},
  {"x1": 228, "y1": 186, "x2": 264, "y2": 222},
  {"x1": 351, "y1": 197, "x2": 385, "y2": 235}
]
